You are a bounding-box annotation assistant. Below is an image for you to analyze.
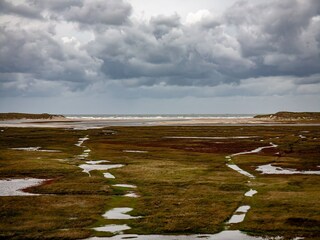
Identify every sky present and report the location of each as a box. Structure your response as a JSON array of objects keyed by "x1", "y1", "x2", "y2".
[{"x1": 0, "y1": 0, "x2": 320, "y2": 114}]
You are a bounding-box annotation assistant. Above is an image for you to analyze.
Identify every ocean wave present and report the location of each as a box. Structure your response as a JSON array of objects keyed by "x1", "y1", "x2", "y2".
[{"x1": 65, "y1": 115, "x2": 254, "y2": 120}]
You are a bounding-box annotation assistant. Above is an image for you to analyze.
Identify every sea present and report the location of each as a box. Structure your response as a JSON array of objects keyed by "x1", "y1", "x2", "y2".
[{"x1": 65, "y1": 114, "x2": 254, "y2": 120}]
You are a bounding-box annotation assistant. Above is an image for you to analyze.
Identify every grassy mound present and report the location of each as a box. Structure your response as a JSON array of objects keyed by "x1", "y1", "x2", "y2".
[
  {"x1": 254, "y1": 111, "x2": 320, "y2": 120},
  {"x1": 0, "y1": 112, "x2": 65, "y2": 121}
]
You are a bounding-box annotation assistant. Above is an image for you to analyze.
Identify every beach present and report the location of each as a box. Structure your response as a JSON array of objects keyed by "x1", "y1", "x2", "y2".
[{"x1": 0, "y1": 115, "x2": 318, "y2": 129}]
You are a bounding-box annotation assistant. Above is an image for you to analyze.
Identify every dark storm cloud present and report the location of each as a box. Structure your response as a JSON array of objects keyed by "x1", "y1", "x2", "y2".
[
  {"x1": 0, "y1": 0, "x2": 42, "y2": 19},
  {"x1": 87, "y1": 18, "x2": 253, "y2": 86},
  {"x1": 85, "y1": 0, "x2": 320, "y2": 87},
  {"x1": 64, "y1": 0, "x2": 132, "y2": 26},
  {"x1": 0, "y1": 26, "x2": 101, "y2": 96},
  {"x1": 224, "y1": 0, "x2": 320, "y2": 77},
  {"x1": 0, "y1": 26, "x2": 62, "y2": 73},
  {"x1": 27, "y1": 0, "x2": 82, "y2": 12},
  {"x1": 0, "y1": 0, "x2": 320, "y2": 98},
  {"x1": 29, "y1": 0, "x2": 132, "y2": 28},
  {"x1": 150, "y1": 14, "x2": 181, "y2": 39}
]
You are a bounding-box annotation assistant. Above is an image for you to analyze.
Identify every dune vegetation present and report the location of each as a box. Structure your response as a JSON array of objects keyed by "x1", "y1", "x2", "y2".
[
  {"x1": 0, "y1": 113, "x2": 64, "y2": 121},
  {"x1": 254, "y1": 111, "x2": 320, "y2": 121}
]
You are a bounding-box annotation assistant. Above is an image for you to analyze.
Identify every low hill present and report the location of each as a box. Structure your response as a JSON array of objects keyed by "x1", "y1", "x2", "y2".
[
  {"x1": 254, "y1": 111, "x2": 320, "y2": 120},
  {"x1": 0, "y1": 113, "x2": 65, "y2": 121}
]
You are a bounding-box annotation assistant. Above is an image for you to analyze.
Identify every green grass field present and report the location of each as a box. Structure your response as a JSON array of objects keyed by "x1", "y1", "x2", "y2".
[{"x1": 0, "y1": 126, "x2": 319, "y2": 239}]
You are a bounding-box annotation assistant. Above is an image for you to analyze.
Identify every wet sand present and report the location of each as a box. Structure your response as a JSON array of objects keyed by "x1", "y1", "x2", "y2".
[{"x1": 1, "y1": 117, "x2": 319, "y2": 129}]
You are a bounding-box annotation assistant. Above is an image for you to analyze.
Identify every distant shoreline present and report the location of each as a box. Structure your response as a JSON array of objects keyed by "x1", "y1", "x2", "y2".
[
  {"x1": 2, "y1": 111, "x2": 320, "y2": 122},
  {"x1": 1, "y1": 113, "x2": 320, "y2": 129}
]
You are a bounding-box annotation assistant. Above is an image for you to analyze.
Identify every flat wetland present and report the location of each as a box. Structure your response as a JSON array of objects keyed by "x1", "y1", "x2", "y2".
[{"x1": 0, "y1": 125, "x2": 319, "y2": 239}]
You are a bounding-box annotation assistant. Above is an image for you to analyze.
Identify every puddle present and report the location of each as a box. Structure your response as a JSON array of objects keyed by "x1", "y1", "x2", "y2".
[
  {"x1": 227, "y1": 214, "x2": 247, "y2": 224},
  {"x1": 113, "y1": 184, "x2": 137, "y2": 188},
  {"x1": 39, "y1": 149, "x2": 61, "y2": 152},
  {"x1": 236, "y1": 205, "x2": 251, "y2": 213},
  {"x1": 88, "y1": 231, "x2": 303, "y2": 240},
  {"x1": 11, "y1": 147, "x2": 39, "y2": 151},
  {"x1": 93, "y1": 224, "x2": 131, "y2": 233},
  {"x1": 224, "y1": 144, "x2": 277, "y2": 227},
  {"x1": 86, "y1": 160, "x2": 110, "y2": 164},
  {"x1": 124, "y1": 191, "x2": 139, "y2": 198},
  {"x1": 298, "y1": 135, "x2": 306, "y2": 139},
  {"x1": 227, "y1": 164, "x2": 255, "y2": 178},
  {"x1": 78, "y1": 153, "x2": 90, "y2": 159},
  {"x1": 227, "y1": 205, "x2": 251, "y2": 224},
  {"x1": 78, "y1": 149, "x2": 92, "y2": 159},
  {"x1": 164, "y1": 136, "x2": 258, "y2": 140},
  {"x1": 256, "y1": 164, "x2": 320, "y2": 175},
  {"x1": 225, "y1": 143, "x2": 279, "y2": 178},
  {"x1": 229, "y1": 143, "x2": 277, "y2": 158},
  {"x1": 0, "y1": 178, "x2": 47, "y2": 196},
  {"x1": 103, "y1": 208, "x2": 141, "y2": 220},
  {"x1": 123, "y1": 150, "x2": 148, "y2": 153},
  {"x1": 87, "y1": 230, "x2": 270, "y2": 239},
  {"x1": 75, "y1": 136, "x2": 89, "y2": 147},
  {"x1": 10, "y1": 147, "x2": 61, "y2": 152},
  {"x1": 245, "y1": 189, "x2": 258, "y2": 197},
  {"x1": 103, "y1": 172, "x2": 116, "y2": 179},
  {"x1": 79, "y1": 163, "x2": 124, "y2": 176}
]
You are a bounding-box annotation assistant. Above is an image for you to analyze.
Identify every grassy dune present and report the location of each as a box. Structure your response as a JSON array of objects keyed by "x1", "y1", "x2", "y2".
[
  {"x1": 0, "y1": 126, "x2": 319, "y2": 239},
  {"x1": 254, "y1": 111, "x2": 320, "y2": 121},
  {"x1": 0, "y1": 113, "x2": 64, "y2": 120}
]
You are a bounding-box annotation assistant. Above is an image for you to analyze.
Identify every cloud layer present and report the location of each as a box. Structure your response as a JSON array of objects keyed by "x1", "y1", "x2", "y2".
[{"x1": 0, "y1": 0, "x2": 320, "y2": 101}]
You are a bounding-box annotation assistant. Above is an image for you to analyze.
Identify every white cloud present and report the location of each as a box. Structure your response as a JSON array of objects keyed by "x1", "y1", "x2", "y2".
[{"x1": 186, "y1": 9, "x2": 212, "y2": 24}]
